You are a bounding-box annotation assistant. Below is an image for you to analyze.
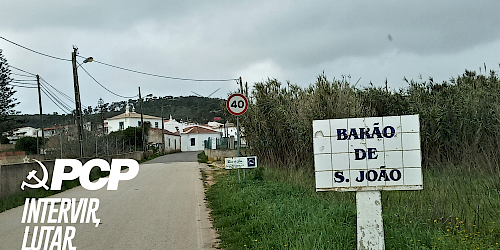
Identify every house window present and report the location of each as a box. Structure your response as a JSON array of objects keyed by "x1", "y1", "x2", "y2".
[
  {"x1": 168, "y1": 139, "x2": 171, "y2": 147},
  {"x1": 138, "y1": 121, "x2": 141, "y2": 126},
  {"x1": 190, "y1": 138, "x2": 195, "y2": 146},
  {"x1": 119, "y1": 122, "x2": 124, "y2": 130},
  {"x1": 155, "y1": 122, "x2": 158, "y2": 128}
]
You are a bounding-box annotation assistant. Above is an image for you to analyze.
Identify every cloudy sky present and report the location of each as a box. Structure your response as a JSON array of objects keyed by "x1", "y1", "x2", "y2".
[{"x1": 1, "y1": 1, "x2": 500, "y2": 114}]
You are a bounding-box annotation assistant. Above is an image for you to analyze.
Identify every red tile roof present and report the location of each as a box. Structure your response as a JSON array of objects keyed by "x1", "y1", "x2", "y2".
[{"x1": 183, "y1": 125, "x2": 219, "y2": 134}]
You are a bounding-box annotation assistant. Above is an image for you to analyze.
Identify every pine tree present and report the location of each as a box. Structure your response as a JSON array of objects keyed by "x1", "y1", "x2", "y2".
[{"x1": 0, "y1": 49, "x2": 19, "y2": 142}]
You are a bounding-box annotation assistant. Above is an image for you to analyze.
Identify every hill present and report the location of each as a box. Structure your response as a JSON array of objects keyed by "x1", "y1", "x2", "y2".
[{"x1": 13, "y1": 95, "x2": 228, "y2": 129}]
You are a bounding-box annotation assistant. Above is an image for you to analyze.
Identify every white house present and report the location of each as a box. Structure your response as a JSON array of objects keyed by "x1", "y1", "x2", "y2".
[
  {"x1": 163, "y1": 115, "x2": 188, "y2": 133},
  {"x1": 105, "y1": 107, "x2": 163, "y2": 133},
  {"x1": 6, "y1": 127, "x2": 40, "y2": 143},
  {"x1": 181, "y1": 125, "x2": 221, "y2": 151},
  {"x1": 164, "y1": 132, "x2": 181, "y2": 153}
]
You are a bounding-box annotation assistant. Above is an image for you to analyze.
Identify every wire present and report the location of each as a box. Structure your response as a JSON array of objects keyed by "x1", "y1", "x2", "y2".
[
  {"x1": 40, "y1": 85, "x2": 73, "y2": 113},
  {"x1": 77, "y1": 55, "x2": 238, "y2": 82},
  {"x1": 40, "y1": 78, "x2": 75, "y2": 104},
  {"x1": 10, "y1": 72, "x2": 35, "y2": 77},
  {"x1": 12, "y1": 79, "x2": 37, "y2": 82},
  {"x1": 11, "y1": 81, "x2": 37, "y2": 85},
  {"x1": 40, "y1": 80, "x2": 92, "y2": 113},
  {"x1": 79, "y1": 64, "x2": 138, "y2": 99},
  {"x1": 41, "y1": 87, "x2": 72, "y2": 114},
  {"x1": 1, "y1": 36, "x2": 237, "y2": 83},
  {"x1": 7, "y1": 83, "x2": 37, "y2": 89},
  {"x1": 0, "y1": 36, "x2": 71, "y2": 62},
  {"x1": 9, "y1": 65, "x2": 37, "y2": 76},
  {"x1": 40, "y1": 84, "x2": 74, "y2": 111}
]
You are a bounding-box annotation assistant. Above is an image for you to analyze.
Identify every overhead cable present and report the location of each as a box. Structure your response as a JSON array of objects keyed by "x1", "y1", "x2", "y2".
[
  {"x1": 77, "y1": 55, "x2": 238, "y2": 82},
  {"x1": 9, "y1": 65, "x2": 37, "y2": 76},
  {"x1": 0, "y1": 36, "x2": 71, "y2": 62},
  {"x1": 10, "y1": 72, "x2": 35, "y2": 77},
  {"x1": 40, "y1": 85, "x2": 73, "y2": 113},
  {"x1": 40, "y1": 84, "x2": 74, "y2": 111},
  {"x1": 41, "y1": 87, "x2": 72, "y2": 114},
  {"x1": 40, "y1": 78, "x2": 75, "y2": 104},
  {"x1": 1, "y1": 36, "x2": 238, "y2": 83},
  {"x1": 7, "y1": 83, "x2": 37, "y2": 89},
  {"x1": 79, "y1": 64, "x2": 138, "y2": 99}
]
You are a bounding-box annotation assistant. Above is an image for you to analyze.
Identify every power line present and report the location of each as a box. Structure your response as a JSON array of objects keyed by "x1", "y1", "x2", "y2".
[
  {"x1": 12, "y1": 79, "x2": 37, "y2": 82},
  {"x1": 41, "y1": 87, "x2": 72, "y2": 114},
  {"x1": 10, "y1": 72, "x2": 35, "y2": 77},
  {"x1": 9, "y1": 65, "x2": 37, "y2": 76},
  {"x1": 79, "y1": 63, "x2": 138, "y2": 99},
  {"x1": 77, "y1": 55, "x2": 238, "y2": 82},
  {"x1": 40, "y1": 85, "x2": 73, "y2": 114},
  {"x1": 7, "y1": 83, "x2": 37, "y2": 89},
  {"x1": 1, "y1": 36, "x2": 238, "y2": 84},
  {"x1": 40, "y1": 83, "x2": 74, "y2": 111},
  {"x1": 40, "y1": 77, "x2": 75, "y2": 104},
  {"x1": 0, "y1": 36, "x2": 71, "y2": 62}
]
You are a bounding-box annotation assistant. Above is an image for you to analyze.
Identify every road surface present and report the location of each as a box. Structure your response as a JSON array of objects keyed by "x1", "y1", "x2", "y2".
[{"x1": 0, "y1": 151, "x2": 218, "y2": 249}]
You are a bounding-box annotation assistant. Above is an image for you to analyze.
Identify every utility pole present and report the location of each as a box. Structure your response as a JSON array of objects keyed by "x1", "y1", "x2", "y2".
[
  {"x1": 72, "y1": 46, "x2": 84, "y2": 158},
  {"x1": 161, "y1": 106, "x2": 165, "y2": 155},
  {"x1": 238, "y1": 76, "x2": 243, "y2": 94},
  {"x1": 138, "y1": 87, "x2": 145, "y2": 152},
  {"x1": 36, "y1": 75, "x2": 44, "y2": 154}
]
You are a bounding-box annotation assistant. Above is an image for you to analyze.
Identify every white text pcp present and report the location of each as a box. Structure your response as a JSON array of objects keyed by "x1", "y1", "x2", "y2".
[{"x1": 50, "y1": 159, "x2": 139, "y2": 191}]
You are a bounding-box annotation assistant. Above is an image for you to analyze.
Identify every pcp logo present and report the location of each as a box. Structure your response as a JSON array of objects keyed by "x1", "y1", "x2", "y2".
[
  {"x1": 21, "y1": 159, "x2": 49, "y2": 190},
  {"x1": 21, "y1": 159, "x2": 139, "y2": 191}
]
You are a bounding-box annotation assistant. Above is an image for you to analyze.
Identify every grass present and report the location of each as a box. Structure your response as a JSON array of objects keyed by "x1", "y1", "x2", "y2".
[{"x1": 206, "y1": 166, "x2": 500, "y2": 249}]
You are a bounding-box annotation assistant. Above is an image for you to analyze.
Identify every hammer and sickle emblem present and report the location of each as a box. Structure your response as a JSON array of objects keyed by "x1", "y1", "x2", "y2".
[{"x1": 21, "y1": 159, "x2": 49, "y2": 190}]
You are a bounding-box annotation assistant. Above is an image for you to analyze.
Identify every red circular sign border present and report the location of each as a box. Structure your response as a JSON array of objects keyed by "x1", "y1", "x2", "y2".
[{"x1": 226, "y1": 93, "x2": 249, "y2": 116}]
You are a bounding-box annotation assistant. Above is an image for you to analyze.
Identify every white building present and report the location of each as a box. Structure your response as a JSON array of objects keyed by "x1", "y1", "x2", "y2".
[
  {"x1": 6, "y1": 127, "x2": 40, "y2": 142},
  {"x1": 163, "y1": 115, "x2": 190, "y2": 133},
  {"x1": 105, "y1": 107, "x2": 163, "y2": 133},
  {"x1": 181, "y1": 125, "x2": 221, "y2": 151}
]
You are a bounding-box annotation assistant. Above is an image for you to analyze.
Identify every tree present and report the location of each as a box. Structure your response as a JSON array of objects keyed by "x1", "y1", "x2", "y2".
[
  {"x1": 15, "y1": 136, "x2": 38, "y2": 155},
  {"x1": 0, "y1": 49, "x2": 19, "y2": 142}
]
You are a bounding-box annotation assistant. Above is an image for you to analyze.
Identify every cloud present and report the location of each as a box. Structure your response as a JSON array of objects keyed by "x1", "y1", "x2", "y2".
[{"x1": 2, "y1": 0, "x2": 500, "y2": 114}]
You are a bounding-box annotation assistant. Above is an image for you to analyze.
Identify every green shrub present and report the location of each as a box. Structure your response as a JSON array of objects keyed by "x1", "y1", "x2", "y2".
[
  {"x1": 198, "y1": 151, "x2": 208, "y2": 163},
  {"x1": 14, "y1": 136, "x2": 39, "y2": 154},
  {"x1": 240, "y1": 70, "x2": 500, "y2": 171}
]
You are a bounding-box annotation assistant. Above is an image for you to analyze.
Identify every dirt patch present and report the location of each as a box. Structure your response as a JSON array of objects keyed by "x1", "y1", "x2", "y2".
[{"x1": 200, "y1": 161, "x2": 226, "y2": 187}]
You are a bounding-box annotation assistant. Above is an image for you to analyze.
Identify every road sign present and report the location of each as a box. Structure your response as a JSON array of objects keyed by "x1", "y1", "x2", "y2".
[
  {"x1": 225, "y1": 156, "x2": 258, "y2": 169},
  {"x1": 226, "y1": 93, "x2": 248, "y2": 116},
  {"x1": 313, "y1": 114, "x2": 423, "y2": 249},
  {"x1": 313, "y1": 114, "x2": 422, "y2": 192}
]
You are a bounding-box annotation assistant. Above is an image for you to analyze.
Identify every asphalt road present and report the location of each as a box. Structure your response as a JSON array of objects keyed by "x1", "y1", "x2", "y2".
[{"x1": 0, "y1": 151, "x2": 217, "y2": 249}]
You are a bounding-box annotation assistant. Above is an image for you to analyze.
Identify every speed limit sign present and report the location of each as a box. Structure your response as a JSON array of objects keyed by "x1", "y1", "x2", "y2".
[{"x1": 226, "y1": 93, "x2": 248, "y2": 116}]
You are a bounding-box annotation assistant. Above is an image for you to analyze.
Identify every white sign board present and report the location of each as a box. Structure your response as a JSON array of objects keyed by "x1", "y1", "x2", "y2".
[
  {"x1": 313, "y1": 115, "x2": 423, "y2": 191},
  {"x1": 225, "y1": 156, "x2": 258, "y2": 169}
]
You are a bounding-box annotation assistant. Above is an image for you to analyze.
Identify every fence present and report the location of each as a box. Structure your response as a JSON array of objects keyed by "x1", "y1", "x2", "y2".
[{"x1": 205, "y1": 137, "x2": 231, "y2": 150}]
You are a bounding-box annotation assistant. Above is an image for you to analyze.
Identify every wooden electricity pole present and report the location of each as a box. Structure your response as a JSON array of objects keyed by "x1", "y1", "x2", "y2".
[
  {"x1": 72, "y1": 47, "x2": 84, "y2": 158},
  {"x1": 139, "y1": 87, "x2": 145, "y2": 152},
  {"x1": 36, "y1": 75, "x2": 44, "y2": 154},
  {"x1": 161, "y1": 106, "x2": 165, "y2": 154}
]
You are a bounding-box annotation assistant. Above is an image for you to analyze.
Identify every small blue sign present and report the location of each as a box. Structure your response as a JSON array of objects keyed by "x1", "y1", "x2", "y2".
[{"x1": 247, "y1": 157, "x2": 256, "y2": 167}]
